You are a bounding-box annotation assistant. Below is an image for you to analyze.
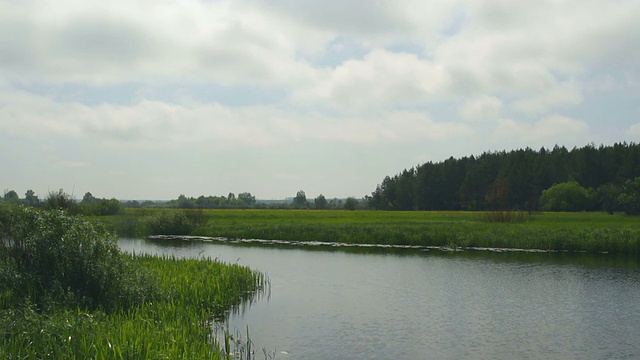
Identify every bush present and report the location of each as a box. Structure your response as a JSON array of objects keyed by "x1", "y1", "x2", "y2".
[
  {"x1": 539, "y1": 181, "x2": 590, "y2": 211},
  {"x1": 0, "y1": 206, "x2": 157, "y2": 310},
  {"x1": 43, "y1": 189, "x2": 78, "y2": 213},
  {"x1": 145, "y1": 209, "x2": 197, "y2": 235},
  {"x1": 78, "y1": 198, "x2": 124, "y2": 216}
]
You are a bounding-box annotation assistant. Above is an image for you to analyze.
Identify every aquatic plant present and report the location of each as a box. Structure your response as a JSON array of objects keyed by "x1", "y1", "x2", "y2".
[
  {"x1": 0, "y1": 206, "x2": 154, "y2": 310},
  {"x1": 124, "y1": 209, "x2": 640, "y2": 255},
  {"x1": 0, "y1": 206, "x2": 267, "y2": 359},
  {"x1": 145, "y1": 208, "x2": 197, "y2": 235}
]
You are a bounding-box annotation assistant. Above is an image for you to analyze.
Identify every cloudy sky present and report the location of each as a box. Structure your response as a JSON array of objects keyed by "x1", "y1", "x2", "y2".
[{"x1": 1, "y1": 0, "x2": 639, "y2": 200}]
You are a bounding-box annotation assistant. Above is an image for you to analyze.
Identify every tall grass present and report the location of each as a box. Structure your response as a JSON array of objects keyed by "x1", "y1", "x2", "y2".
[
  {"x1": 106, "y1": 209, "x2": 640, "y2": 255},
  {"x1": 480, "y1": 210, "x2": 529, "y2": 223},
  {"x1": 0, "y1": 206, "x2": 267, "y2": 359}
]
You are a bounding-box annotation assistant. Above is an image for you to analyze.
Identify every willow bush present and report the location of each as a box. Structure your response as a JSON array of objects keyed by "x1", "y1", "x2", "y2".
[{"x1": 0, "y1": 206, "x2": 156, "y2": 311}]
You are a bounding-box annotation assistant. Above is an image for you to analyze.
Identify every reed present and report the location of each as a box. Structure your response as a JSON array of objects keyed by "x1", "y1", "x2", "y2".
[
  {"x1": 0, "y1": 206, "x2": 267, "y2": 359},
  {"x1": 0, "y1": 254, "x2": 267, "y2": 360},
  {"x1": 107, "y1": 209, "x2": 640, "y2": 255}
]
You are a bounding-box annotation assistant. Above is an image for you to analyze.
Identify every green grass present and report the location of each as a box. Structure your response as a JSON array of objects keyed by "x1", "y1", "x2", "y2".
[
  {"x1": 0, "y1": 254, "x2": 266, "y2": 360},
  {"x1": 0, "y1": 206, "x2": 267, "y2": 359},
  {"x1": 107, "y1": 209, "x2": 640, "y2": 255}
]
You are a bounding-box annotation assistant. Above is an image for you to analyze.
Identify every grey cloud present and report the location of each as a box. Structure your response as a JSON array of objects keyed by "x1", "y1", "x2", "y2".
[{"x1": 54, "y1": 16, "x2": 156, "y2": 62}]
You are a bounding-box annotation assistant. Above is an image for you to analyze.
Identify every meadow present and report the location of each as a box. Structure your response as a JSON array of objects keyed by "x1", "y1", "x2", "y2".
[{"x1": 109, "y1": 209, "x2": 640, "y2": 256}]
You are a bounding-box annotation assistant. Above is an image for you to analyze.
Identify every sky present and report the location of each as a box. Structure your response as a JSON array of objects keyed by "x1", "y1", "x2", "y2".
[{"x1": 1, "y1": 0, "x2": 639, "y2": 200}]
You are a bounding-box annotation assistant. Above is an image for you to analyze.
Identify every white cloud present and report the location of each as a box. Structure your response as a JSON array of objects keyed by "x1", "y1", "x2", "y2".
[
  {"x1": 0, "y1": 88, "x2": 472, "y2": 149},
  {"x1": 460, "y1": 96, "x2": 502, "y2": 121},
  {"x1": 0, "y1": 0, "x2": 324, "y2": 86},
  {"x1": 1, "y1": 0, "x2": 639, "y2": 199},
  {"x1": 494, "y1": 115, "x2": 589, "y2": 146},
  {"x1": 626, "y1": 123, "x2": 640, "y2": 137},
  {"x1": 512, "y1": 82, "x2": 583, "y2": 114},
  {"x1": 294, "y1": 49, "x2": 451, "y2": 110}
]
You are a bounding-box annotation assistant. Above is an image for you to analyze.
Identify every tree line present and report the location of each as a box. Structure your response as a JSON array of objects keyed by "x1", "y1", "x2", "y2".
[
  {"x1": 165, "y1": 191, "x2": 363, "y2": 210},
  {"x1": 366, "y1": 142, "x2": 640, "y2": 214},
  {"x1": 0, "y1": 189, "x2": 124, "y2": 216},
  {"x1": 0, "y1": 188, "x2": 365, "y2": 212}
]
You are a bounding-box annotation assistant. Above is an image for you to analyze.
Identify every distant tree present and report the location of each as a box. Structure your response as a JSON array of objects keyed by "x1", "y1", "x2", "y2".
[
  {"x1": 238, "y1": 192, "x2": 256, "y2": 206},
  {"x1": 293, "y1": 190, "x2": 307, "y2": 208},
  {"x1": 96, "y1": 198, "x2": 124, "y2": 215},
  {"x1": 177, "y1": 194, "x2": 194, "y2": 209},
  {"x1": 344, "y1": 197, "x2": 358, "y2": 211},
  {"x1": 595, "y1": 183, "x2": 621, "y2": 214},
  {"x1": 485, "y1": 176, "x2": 510, "y2": 210},
  {"x1": 369, "y1": 142, "x2": 640, "y2": 212},
  {"x1": 82, "y1": 192, "x2": 96, "y2": 203},
  {"x1": 24, "y1": 189, "x2": 39, "y2": 206},
  {"x1": 3, "y1": 190, "x2": 20, "y2": 204},
  {"x1": 314, "y1": 194, "x2": 328, "y2": 210},
  {"x1": 539, "y1": 181, "x2": 590, "y2": 212},
  {"x1": 328, "y1": 198, "x2": 343, "y2": 209},
  {"x1": 227, "y1": 193, "x2": 236, "y2": 204},
  {"x1": 44, "y1": 189, "x2": 77, "y2": 213},
  {"x1": 618, "y1": 177, "x2": 640, "y2": 215},
  {"x1": 124, "y1": 200, "x2": 140, "y2": 208}
]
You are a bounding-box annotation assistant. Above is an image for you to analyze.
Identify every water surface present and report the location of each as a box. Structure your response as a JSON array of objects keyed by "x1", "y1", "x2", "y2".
[{"x1": 119, "y1": 238, "x2": 640, "y2": 359}]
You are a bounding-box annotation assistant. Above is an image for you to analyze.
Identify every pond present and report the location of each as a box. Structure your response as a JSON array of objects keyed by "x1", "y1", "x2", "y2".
[{"x1": 119, "y1": 238, "x2": 640, "y2": 360}]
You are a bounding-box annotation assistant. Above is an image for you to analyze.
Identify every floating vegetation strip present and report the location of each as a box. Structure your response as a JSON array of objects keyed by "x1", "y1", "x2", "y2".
[{"x1": 147, "y1": 235, "x2": 595, "y2": 254}]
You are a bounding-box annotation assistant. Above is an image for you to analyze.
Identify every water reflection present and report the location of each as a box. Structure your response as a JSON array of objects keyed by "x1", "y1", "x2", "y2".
[{"x1": 119, "y1": 238, "x2": 640, "y2": 360}]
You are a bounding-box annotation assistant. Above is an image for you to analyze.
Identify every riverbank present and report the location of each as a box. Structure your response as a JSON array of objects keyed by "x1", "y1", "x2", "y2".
[
  {"x1": 1, "y1": 254, "x2": 266, "y2": 359},
  {"x1": 106, "y1": 209, "x2": 640, "y2": 255},
  {"x1": 0, "y1": 206, "x2": 266, "y2": 359}
]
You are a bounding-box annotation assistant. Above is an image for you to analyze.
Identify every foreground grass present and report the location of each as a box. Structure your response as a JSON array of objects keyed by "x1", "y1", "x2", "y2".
[
  {"x1": 108, "y1": 209, "x2": 640, "y2": 255},
  {"x1": 1, "y1": 254, "x2": 266, "y2": 359}
]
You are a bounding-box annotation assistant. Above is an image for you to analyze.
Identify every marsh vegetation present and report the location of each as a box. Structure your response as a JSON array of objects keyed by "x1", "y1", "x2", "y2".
[
  {"x1": 102, "y1": 208, "x2": 640, "y2": 255},
  {"x1": 0, "y1": 206, "x2": 266, "y2": 359}
]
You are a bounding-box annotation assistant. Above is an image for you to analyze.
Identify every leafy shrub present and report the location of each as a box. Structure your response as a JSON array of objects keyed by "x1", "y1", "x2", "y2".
[
  {"x1": 145, "y1": 209, "x2": 197, "y2": 235},
  {"x1": 43, "y1": 189, "x2": 78, "y2": 213},
  {"x1": 618, "y1": 177, "x2": 640, "y2": 215},
  {"x1": 77, "y1": 198, "x2": 125, "y2": 216},
  {"x1": 539, "y1": 181, "x2": 590, "y2": 211},
  {"x1": 0, "y1": 206, "x2": 157, "y2": 310}
]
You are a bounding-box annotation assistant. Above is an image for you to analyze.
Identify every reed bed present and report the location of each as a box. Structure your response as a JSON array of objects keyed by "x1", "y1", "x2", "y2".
[
  {"x1": 107, "y1": 209, "x2": 640, "y2": 255},
  {"x1": 0, "y1": 254, "x2": 267, "y2": 360}
]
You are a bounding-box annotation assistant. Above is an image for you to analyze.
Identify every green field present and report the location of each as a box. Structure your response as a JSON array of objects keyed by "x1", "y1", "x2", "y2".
[{"x1": 108, "y1": 209, "x2": 640, "y2": 255}]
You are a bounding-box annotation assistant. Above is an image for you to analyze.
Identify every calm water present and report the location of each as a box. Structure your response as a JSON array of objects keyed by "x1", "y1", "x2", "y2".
[{"x1": 119, "y1": 238, "x2": 640, "y2": 359}]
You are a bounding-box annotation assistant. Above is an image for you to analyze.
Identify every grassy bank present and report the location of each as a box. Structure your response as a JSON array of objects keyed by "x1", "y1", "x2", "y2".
[
  {"x1": 107, "y1": 209, "x2": 640, "y2": 255},
  {"x1": 0, "y1": 207, "x2": 266, "y2": 359}
]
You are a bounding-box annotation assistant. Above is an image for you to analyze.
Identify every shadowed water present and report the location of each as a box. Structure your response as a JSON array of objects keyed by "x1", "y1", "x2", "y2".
[{"x1": 119, "y1": 238, "x2": 640, "y2": 360}]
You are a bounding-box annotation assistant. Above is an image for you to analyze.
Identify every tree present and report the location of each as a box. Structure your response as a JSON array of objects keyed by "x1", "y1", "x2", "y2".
[
  {"x1": 595, "y1": 183, "x2": 621, "y2": 214},
  {"x1": 539, "y1": 181, "x2": 590, "y2": 212},
  {"x1": 95, "y1": 198, "x2": 124, "y2": 216},
  {"x1": 238, "y1": 192, "x2": 256, "y2": 206},
  {"x1": 44, "y1": 189, "x2": 77, "y2": 212},
  {"x1": 3, "y1": 190, "x2": 20, "y2": 204},
  {"x1": 618, "y1": 177, "x2": 640, "y2": 215},
  {"x1": 344, "y1": 197, "x2": 358, "y2": 211},
  {"x1": 293, "y1": 190, "x2": 307, "y2": 208},
  {"x1": 329, "y1": 198, "x2": 342, "y2": 209},
  {"x1": 485, "y1": 176, "x2": 510, "y2": 210},
  {"x1": 177, "y1": 194, "x2": 194, "y2": 208},
  {"x1": 24, "y1": 189, "x2": 39, "y2": 206},
  {"x1": 82, "y1": 192, "x2": 96, "y2": 203},
  {"x1": 314, "y1": 194, "x2": 328, "y2": 210}
]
